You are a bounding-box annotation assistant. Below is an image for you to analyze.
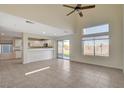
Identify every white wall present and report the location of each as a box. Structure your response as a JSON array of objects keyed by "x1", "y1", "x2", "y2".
[
  {"x1": 14, "y1": 39, "x2": 22, "y2": 58},
  {"x1": 22, "y1": 33, "x2": 28, "y2": 64},
  {"x1": 56, "y1": 5, "x2": 123, "y2": 69},
  {"x1": 122, "y1": 5, "x2": 124, "y2": 71}
]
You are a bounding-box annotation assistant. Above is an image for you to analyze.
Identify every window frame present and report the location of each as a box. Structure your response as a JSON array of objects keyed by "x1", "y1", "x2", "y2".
[
  {"x1": 83, "y1": 24, "x2": 109, "y2": 35},
  {"x1": 83, "y1": 39, "x2": 95, "y2": 56},
  {"x1": 0, "y1": 43, "x2": 13, "y2": 54},
  {"x1": 94, "y1": 38, "x2": 109, "y2": 57},
  {"x1": 82, "y1": 24, "x2": 110, "y2": 57}
]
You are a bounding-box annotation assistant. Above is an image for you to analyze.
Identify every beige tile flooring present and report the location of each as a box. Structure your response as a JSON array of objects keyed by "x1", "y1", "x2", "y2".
[{"x1": 0, "y1": 59, "x2": 124, "y2": 88}]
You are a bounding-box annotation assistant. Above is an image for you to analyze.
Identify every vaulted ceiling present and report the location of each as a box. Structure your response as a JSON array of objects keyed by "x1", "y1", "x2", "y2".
[{"x1": 0, "y1": 4, "x2": 76, "y2": 37}]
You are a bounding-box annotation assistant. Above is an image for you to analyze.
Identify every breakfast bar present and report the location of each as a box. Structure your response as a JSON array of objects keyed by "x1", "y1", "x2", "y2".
[{"x1": 26, "y1": 48, "x2": 54, "y2": 63}]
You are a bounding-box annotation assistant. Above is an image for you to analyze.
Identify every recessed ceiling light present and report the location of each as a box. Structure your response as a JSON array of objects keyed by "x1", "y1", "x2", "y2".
[
  {"x1": 43, "y1": 32, "x2": 46, "y2": 34},
  {"x1": 1, "y1": 33, "x2": 5, "y2": 36}
]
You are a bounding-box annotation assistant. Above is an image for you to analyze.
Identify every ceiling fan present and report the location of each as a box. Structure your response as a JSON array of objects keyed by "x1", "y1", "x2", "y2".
[{"x1": 63, "y1": 4, "x2": 95, "y2": 17}]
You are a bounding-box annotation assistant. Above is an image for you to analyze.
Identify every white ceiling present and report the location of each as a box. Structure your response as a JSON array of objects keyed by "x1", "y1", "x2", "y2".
[
  {"x1": 0, "y1": 11, "x2": 74, "y2": 37},
  {"x1": 0, "y1": 26, "x2": 22, "y2": 37}
]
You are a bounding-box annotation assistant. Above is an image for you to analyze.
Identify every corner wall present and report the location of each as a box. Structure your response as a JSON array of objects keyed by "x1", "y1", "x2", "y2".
[
  {"x1": 56, "y1": 5, "x2": 123, "y2": 69},
  {"x1": 122, "y1": 5, "x2": 124, "y2": 71}
]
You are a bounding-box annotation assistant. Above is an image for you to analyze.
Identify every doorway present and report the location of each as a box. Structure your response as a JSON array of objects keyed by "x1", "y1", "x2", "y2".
[{"x1": 57, "y1": 40, "x2": 70, "y2": 60}]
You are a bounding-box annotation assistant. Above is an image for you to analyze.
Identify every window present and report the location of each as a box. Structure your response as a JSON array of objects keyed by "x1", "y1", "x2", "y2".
[
  {"x1": 82, "y1": 24, "x2": 109, "y2": 57},
  {"x1": 0, "y1": 44, "x2": 13, "y2": 54},
  {"x1": 83, "y1": 40, "x2": 94, "y2": 56},
  {"x1": 83, "y1": 24, "x2": 109, "y2": 35}
]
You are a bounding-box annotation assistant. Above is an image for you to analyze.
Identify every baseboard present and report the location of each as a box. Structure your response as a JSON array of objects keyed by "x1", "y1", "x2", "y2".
[
  {"x1": 22, "y1": 58, "x2": 54, "y2": 64},
  {"x1": 70, "y1": 60, "x2": 122, "y2": 71}
]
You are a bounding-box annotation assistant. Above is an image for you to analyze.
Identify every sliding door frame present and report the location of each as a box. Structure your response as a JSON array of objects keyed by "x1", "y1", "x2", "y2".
[{"x1": 57, "y1": 40, "x2": 70, "y2": 60}]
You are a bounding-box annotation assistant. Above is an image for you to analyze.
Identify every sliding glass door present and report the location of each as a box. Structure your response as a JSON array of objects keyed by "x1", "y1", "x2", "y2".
[
  {"x1": 57, "y1": 40, "x2": 70, "y2": 59},
  {"x1": 57, "y1": 40, "x2": 63, "y2": 58},
  {"x1": 63, "y1": 40, "x2": 70, "y2": 59}
]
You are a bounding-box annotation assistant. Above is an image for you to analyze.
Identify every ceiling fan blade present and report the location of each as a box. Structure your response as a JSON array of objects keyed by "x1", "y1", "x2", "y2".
[
  {"x1": 77, "y1": 4, "x2": 82, "y2": 7},
  {"x1": 79, "y1": 11, "x2": 83, "y2": 17},
  {"x1": 80, "y1": 5, "x2": 95, "y2": 10},
  {"x1": 67, "y1": 9, "x2": 75, "y2": 16},
  {"x1": 63, "y1": 5, "x2": 75, "y2": 9}
]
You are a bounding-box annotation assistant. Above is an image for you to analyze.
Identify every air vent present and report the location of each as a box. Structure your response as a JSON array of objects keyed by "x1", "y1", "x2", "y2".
[{"x1": 25, "y1": 20, "x2": 34, "y2": 24}]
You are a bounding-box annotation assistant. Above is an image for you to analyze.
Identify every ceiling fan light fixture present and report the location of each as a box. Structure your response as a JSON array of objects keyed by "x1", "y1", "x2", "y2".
[{"x1": 63, "y1": 4, "x2": 95, "y2": 17}]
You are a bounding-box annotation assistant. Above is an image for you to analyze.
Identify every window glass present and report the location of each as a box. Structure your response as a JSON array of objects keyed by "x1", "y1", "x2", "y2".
[
  {"x1": 83, "y1": 24, "x2": 109, "y2": 35},
  {"x1": 83, "y1": 40, "x2": 94, "y2": 56},
  {"x1": 82, "y1": 24, "x2": 109, "y2": 57},
  {"x1": 58, "y1": 41, "x2": 63, "y2": 58},
  {"x1": 95, "y1": 39, "x2": 109, "y2": 56},
  {"x1": 1, "y1": 44, "x2": 13, "y2": 54},
  {"x1": 83, "y1": 36, "x2": 109, "y2": 56}
]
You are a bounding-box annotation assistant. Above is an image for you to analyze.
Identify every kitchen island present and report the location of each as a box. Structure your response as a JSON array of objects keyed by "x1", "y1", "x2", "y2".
[{"x1": 26, "y1": 48, "x2": 54, "y2": 63}]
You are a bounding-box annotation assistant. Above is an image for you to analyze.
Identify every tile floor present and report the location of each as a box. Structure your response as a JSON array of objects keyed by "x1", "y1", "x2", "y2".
[{"x1": 0, "y1": 59, "x2": 124, "y2": 88}]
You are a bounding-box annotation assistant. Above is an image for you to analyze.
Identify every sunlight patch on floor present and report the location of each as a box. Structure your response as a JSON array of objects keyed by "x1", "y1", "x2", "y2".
[{"x1": 25, "y1": 66, "x2": 50, "y2": 76}]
